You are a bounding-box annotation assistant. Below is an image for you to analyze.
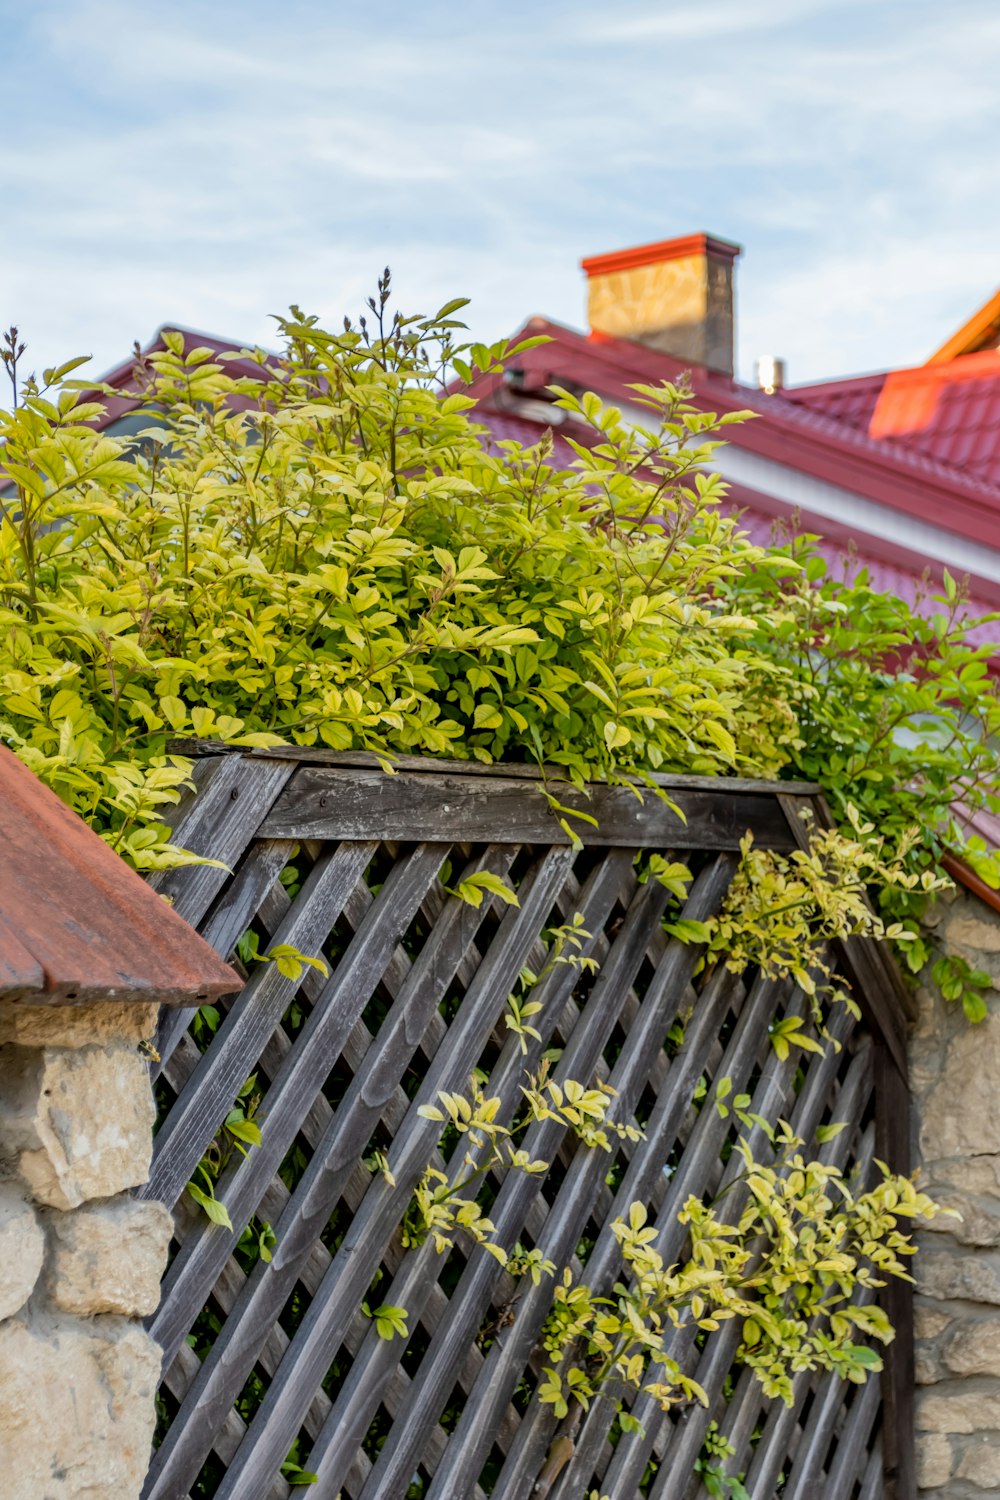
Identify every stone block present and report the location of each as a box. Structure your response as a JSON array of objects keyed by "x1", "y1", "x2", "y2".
[
  {"x1": 944, "y1": 914, "x2": 1000, "y2": 954},
  {"x1": 0, "y1": 1183, "x2": 45, "y2": 1319},
  {"x1": 925, "y1": 1158, "x2": 1000, "y2": 1216},
  {"x1": 918, "y1": 1388, "x2": 1000, "y2": 1434},
  {"x1": 918, "y1": 1189, "x2": 1000, "y2": 1248},
  {"x1": 919, "y1": 1008, "x2": 1000, "y2": 1160},
  {"x1": 0, "y1": 1313, "x2": 161, "y2": 1499},
  {"x1": 915, "y1": 1341, "x2": 944, "y2": 1386},
  {"x1": 920, "y1": 1160, "x2": 1000, "y2": 1244},
  {"x1": 0, "y1": 1043, "x2": 155, "y2": 1209},
  {"x1": 910, "y1": 983, "x2": 943, "y2": 1043},
  {"x1": 915, "y1": 1303, "x2": 954, "y2": 1341},
  {"x1": 0, "y1": 1000, "x2": 158, "y2": 1049},
  {"x1": 943, "y1": 1319, "x2": 1000, "y2": 1378},
  {"x1": 916, "y1": 1431, "x2": 953, "y2": 1488},
  {"x1": 47, "y1": 1198, "x2": 173, "y2": 1317},
  {"x1": 917, "y1": 1248, "x2": 1000, "y2": 1305},
  {"x1": 957, "y1": 1433, "x2": 1000, "y2": 1489}
]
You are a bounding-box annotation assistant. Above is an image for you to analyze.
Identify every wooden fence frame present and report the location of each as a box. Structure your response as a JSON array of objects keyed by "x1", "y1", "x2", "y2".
[{"x1": 141, "y1": 746, "x2": 917, "y2": 1500}]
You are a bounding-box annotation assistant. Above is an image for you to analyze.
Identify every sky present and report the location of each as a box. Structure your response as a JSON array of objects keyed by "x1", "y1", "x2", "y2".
[{"x1": 2, "y1": 0, "x2": 999, "y2": 389}]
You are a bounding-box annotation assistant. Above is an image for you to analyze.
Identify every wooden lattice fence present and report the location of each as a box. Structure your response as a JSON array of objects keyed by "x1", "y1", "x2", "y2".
[{"x1": 138, "y1": 749, "x2": 915, "y2": 1500}]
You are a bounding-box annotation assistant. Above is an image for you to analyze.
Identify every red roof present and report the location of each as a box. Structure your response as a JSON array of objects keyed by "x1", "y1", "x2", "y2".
[
  {"x1": 782, "y1": 372, "x2": 886, "y2": 433},
  {"x1": 788, "y1": 349, "x2": 1000, "y2": 488},
  {"x1": 464, "y1": 328, "x2": 1000, "y2": 888},
  {"x1": 0, "y1": 746, "x2": 242, "y2": 1005},
  {"x1": 461, "y1": 317, "x2": 1000, "y2": 602}
]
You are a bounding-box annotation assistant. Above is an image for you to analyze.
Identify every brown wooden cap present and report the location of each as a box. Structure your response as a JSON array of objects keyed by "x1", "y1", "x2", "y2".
[{"x1": 0, "y1": 745, "x2": 243, "y2": 1005}]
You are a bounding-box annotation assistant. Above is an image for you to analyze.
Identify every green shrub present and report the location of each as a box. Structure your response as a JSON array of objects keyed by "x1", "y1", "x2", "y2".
[
  {"x1": 724, "y1": 534, "x2": 1000, "y2": 959},
  {"x1": 1, "y1": 292, "x2": 998, "y2": 920},
  {"x1": 0, "y1": 297, "x2": 794, "y2": 867}
]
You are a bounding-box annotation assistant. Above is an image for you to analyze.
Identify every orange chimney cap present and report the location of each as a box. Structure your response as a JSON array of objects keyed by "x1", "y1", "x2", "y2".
[{"x1": 581, "y1": 233, "x2": 741, "y2": 279}]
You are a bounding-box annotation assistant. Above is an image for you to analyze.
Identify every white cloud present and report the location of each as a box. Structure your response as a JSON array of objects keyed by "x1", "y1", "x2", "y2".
[
  {"x1": 2, "y1": 0, "x2": 998, "y2": 385},
  {"x1": 581, "y1": 0, "x2": 848, "y2": 43}
]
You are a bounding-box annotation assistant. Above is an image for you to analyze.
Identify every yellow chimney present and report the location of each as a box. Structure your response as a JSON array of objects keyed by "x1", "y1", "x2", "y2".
[{"x1": 581, "y1": 232, "x2": 741, "y2": 377}]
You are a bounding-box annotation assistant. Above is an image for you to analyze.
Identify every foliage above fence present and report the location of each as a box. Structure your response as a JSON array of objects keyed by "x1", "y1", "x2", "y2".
[
  {"x1": 3, "y1": 298, "x2": 999, "y2": 921},
  {"x1": 0, "y1": 301, "x2": 799, "y2": 870},
  {"x1": 140, "y1": 752, "x2": 927, "y2": 1500}
]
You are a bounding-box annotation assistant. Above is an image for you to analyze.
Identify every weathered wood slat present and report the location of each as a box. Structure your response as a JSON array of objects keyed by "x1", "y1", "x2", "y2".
[
  {"x1": 603, "y1": 1020, "x2": 871, "y2": 1500},
  {"x1": 494, "y1": 962, "x2": 754, "y2": 1500},
  {"x1": 258, "y1": 765, "x2": 799, "y2": 850},
  {"x1": 778, "y1": 792, "x2": 911, "y2": 1076},
  {"x1": 648, "y1": 1118, "x2": 877, "y2": 1500},
  {"x1": 836, "y1": 930, "x2": 909, "y2": 1080},
  {"x1": 312, "y1": 889, "x2": 653, "y2": 1490},
  {"x1": 859, "y1": 1441, "x2": 886, "y2": 1500},
  {"x1": 876, "y1": 1038, "x2": 917, "y2": 1500},
  {"x1": 821, "y1": 1372, "x2": 882, "y2": 1499},
  {"x1": 139, "y1": 841, "x2": 377, "y2": 1211},
  {"x1": 147, "y1": 846, "x2": 576, "y2": 1500},
  {"x1": 148, "y1": 753, "x2": 296, "y2": 927},
  {"x1": 780, "y1": 1364, "x2": 857, "y2": 1499},
  {"x1": 150, "y1": 841, "x2": 450, "y2": 1364},
  {"x1": 414, "y1": 862, "x2": 735, "y2": 1500},
  {"x1": 168, "y1": 736, "x2": 823, "y2": 797},
  {"x1": 584, "y1": 978, "x2": 813, "y2": 1500},
  {"x1": 162, "y1": 1341, "x2": 288, "y2": 1496},
  {"x1": 366, "y1": 899, "x2": 680, "y2": 1500},
  {"x1": 300, "y1": 852, "x2": 638, "y2": 1497},
  {"x1": 733, "y1": 1373, "x2": 810, "y2": 1500},
  {"x1": 206, "y1": 847, "x2": 613, "y2": 1500},
  {"x1": 152, "y1": 842, "x2": 502, "y2": 1367},
  {"x1": 164, "y1": 1115, "x2": 497, "y2": 1500},
  {"x1": 536, "y1": 970, "x2": 774, "y2": 1496},
  {"x1": 153, "y1": 838, "x2": 298, "y2": 1077},
  {"x1": 779, "y1": 1374, "x2": 839, "y2": 1500}
]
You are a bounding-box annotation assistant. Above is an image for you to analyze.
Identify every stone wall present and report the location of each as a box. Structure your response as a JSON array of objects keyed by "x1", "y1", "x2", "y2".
[
  {"x1": 911, "y1": 886, "x2": 1000, "y2": 1495},
  {"x1": 0, "y1": 1000, "x2": 171, "y2": 1500}
]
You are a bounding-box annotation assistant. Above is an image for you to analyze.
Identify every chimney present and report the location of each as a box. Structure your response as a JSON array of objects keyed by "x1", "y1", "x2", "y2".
[
  {"x1": 581, "y1": 232, "x2": 741, "y2": 377},
  {"x1": 755, "y1": 354, "x2": 786, "y2": 394}
]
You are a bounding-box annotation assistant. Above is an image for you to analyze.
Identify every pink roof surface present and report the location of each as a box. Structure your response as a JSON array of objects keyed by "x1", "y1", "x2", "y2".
[
  {"x1": 464, "y1": 320, "x2": 1000, "y2": 582},
  {"x1": 783, "y1": 373, "x2": 886, "y2": 433},
  {"x1": 786, "y1": 350, "x2": 1000, "y2": 488}
]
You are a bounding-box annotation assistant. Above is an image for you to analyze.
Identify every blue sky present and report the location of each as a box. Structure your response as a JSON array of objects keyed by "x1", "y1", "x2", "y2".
[{"x1": 2, "y1": 0, "x2": 998, "y2": 387}]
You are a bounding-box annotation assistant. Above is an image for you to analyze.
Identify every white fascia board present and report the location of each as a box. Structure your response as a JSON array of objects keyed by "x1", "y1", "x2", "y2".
[{"x1": 710, "y1": 444, "x2": 1000, "y2": 586}]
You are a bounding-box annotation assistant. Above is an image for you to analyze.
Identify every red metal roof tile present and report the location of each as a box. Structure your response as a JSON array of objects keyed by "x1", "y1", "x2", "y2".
[
  {"x1": 869, "y1": 357, "x2": 1000, "y2": 485},
  {"x1": 787, "y1": 350, "x2": 1000, "y2": 487},
  {"x1": 0, "y1": 746, "x2": 243, "y2": 1005},
  {"x1": 783, "y1": 373, "x2": 887, "y2": 433},
  {"x1": 0, "y1": 913, "x2": 45, "y2": 1001},
  {"x1": 462, "y1": 319, "x2": 1000, "y2": 564}
]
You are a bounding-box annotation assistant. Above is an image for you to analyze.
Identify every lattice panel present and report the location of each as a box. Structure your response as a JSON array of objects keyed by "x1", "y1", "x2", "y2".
[{"x1": 139, "y1": 752, "x2": 912, "y2": 1500}]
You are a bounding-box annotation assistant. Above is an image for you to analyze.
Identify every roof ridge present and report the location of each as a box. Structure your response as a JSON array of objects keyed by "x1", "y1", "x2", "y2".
[{"x1": 507, "y1": 317, "x2": 1000, "y2": 504}]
